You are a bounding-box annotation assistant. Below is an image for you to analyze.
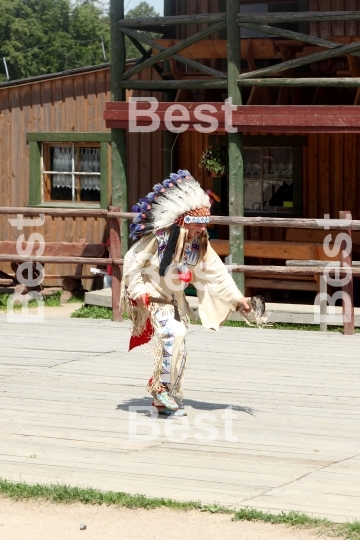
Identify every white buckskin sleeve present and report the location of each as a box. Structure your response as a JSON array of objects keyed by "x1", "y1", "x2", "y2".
[{"x1": 193, "y1": 243, "x2": 244, "y2": 330}]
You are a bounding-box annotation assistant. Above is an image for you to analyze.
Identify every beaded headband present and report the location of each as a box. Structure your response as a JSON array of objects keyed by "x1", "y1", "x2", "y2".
[{"x1": 184, "y1": 215, "x2": 210, "y2": 224}]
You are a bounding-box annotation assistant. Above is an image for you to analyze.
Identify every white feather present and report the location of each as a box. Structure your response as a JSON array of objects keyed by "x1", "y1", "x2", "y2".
[{"x1": 144, "y1": 176, "x2": 211, "y2": 231}]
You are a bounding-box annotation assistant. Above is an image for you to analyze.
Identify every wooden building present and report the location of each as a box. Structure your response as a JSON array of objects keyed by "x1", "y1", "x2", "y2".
[
  {"x1": 3, "y1": 1, "x2": 360, "y2": 293},
  {"x1": 104, "y1": 0, "x2": 360, "y2": 298},
  {"x1": 0, "y1": 62, "x2": 163, "y2": 283}
]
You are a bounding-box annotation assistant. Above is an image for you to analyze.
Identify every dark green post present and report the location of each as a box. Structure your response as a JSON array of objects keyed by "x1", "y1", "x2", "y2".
[
  {"x1": 227, "y1": 0, "x2": 244, "y2": 292},
  {"x1": 163, "y1": 0, "x2": 177, "y2": 177},
  {"x1": 110, "y1": 0, "x2": 128, "y2": 254}
]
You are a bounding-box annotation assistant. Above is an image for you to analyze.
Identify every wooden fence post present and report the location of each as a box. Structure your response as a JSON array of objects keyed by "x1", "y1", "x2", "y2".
[
  {"x1": 319, "y1": 274, "x2": 328, "y2": 332},
  {"x1": 109, "y1": 206, "x2": 122, "y2": 322},
  {"x1": 339, "y1": 211, "x2": 354, "y2": 335}
]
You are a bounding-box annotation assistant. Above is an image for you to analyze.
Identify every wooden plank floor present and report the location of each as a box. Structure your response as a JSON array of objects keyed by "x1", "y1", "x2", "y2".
[{"x1": 0, "y1": 313, "x2": 360, "y2": 522}]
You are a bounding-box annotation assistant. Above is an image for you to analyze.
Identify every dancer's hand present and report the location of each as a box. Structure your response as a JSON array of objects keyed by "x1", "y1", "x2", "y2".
[
  {"x1": 137, "y1": 294, "x2": 149, "y2": 307},
  {"x1": 238, "y1": 297, "x2": 251, "y2": 313}
]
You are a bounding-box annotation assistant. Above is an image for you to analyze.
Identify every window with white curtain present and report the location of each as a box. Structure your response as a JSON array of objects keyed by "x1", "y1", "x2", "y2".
[{"x1": 42, "y1": 144, "x2": 101, "y2": 203}]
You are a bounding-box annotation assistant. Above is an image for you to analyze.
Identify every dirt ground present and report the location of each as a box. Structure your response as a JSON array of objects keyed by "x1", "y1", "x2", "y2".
[{"x1": 0, "y1": 499, "x2": 335, "y2": 540}]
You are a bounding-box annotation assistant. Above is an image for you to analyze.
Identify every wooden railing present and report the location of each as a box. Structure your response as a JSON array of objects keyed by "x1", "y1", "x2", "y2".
[
  {"x1": 116, "y1": 10, "x2": 360, "y2": 93},
  {"x1": 0, "y1": 207, "x2": 358, "y2": 334}
]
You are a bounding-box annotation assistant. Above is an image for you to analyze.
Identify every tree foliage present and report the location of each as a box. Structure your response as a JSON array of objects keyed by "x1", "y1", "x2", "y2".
[
  {"x1": 0, "y1": 0, "x2": 160, "y2": 81},
  {"x1": 0, "y1": 0, "x2": 110, "y2": 81},
  {"x1": 125, "y1": 2, "x2": 160, "y2": 60}
]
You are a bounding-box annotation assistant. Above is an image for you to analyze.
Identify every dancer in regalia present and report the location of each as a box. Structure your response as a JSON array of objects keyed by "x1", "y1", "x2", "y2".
[{"x1": 121, "y1": 170, "x2": 251, "y2": 417}]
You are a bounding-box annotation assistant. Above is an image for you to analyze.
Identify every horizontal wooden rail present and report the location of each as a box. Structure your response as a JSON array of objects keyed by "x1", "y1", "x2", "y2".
[
  {"x1": 118, "y1": 12, "x2": 360, "y2": 28},
  {"x1": 109, "y1": 212, "x2": 360, "y2": 231},
  {"x1": 0, "y1": 207, "x2": 109, "y2": 218},
  {"x1": 0, "y1": 206, "x2": 356, "y2": 334},
  {"x1": 0, "y1": 207, "x2": 357, "y2": 231},
  {"x1": 118, "y1": 14, "x2": 226, "y2": 27},
  {"x1": 238, "y1": 78, "x2": 360, "y2": 88},
  {"x1": 225, "y1": 265, "x2": 360, "y2": 276},
  {"x1": 236, "y1": 11, "x2": 360, "y2": 24},
  {"x1": 0, "y1": 256, "x2": 112, "y2": 265}
]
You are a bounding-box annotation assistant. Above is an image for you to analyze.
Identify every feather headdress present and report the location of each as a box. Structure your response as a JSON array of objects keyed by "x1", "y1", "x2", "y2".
[{"x1": 130, "y1": 170, "x2": 211, "y2": 241}]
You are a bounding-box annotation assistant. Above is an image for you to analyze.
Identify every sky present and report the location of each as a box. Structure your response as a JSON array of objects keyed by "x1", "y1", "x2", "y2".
[{"x1": 124, "y1": 0, "x2": 164, "y2": 15}]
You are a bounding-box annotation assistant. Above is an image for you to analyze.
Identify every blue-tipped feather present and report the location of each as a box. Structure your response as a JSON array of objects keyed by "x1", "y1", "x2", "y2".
[
  {"x1": 133, "y1": 214, "x2": 143, "y2": 224},
  {"x1": 162, "y1": 178, "x2": 173, "y2": 188},
  {"x1": 153, "y1": 183, "x2": 164, "y2": 193},
  {"x1": 178, "y1": 169, "x2": 191, "y2": 178},
  {"x1": 139, "y1": 201, "x2": 150, "y2": 212}
]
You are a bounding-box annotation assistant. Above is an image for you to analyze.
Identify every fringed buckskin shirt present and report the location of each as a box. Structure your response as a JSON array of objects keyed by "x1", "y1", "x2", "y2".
[{"x1": 122, "y1": 231, "x2": 244, "y2": 331}]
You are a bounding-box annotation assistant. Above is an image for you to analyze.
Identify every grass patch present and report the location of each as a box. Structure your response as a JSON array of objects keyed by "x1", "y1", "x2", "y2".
[
  {"x1": 0, "y1": 479, "x2": 201, "y2": 510},
  {"x1": 71, "y1": 305, "x2": 113, "y2": 319},
  {"x1": 233, "y1": 508, "x2": 360, "y2": 539},
  {"x1": 0, "y1": 479, "x2": 359, "y2": 538},
  {"x1": 0, "y1": 291, "x2": 85, "y2": 312},
  {"x1": 67, "y1": 291, "x2": 85, "y2": 303},
  {"x1": 0, "y1": 292, "x2": 60, "y2": 311},
  {"x1": 70, "y1": 304, "x2": 130, "y2": 320},
  {"x1": 233, "y1": 508, "x2": 330, "y2": 526}
]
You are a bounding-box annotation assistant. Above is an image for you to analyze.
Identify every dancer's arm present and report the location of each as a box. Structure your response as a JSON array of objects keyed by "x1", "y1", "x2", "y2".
[
  {"x1": 195, "y1": 243, "x2": 250, "y2": 311},
  {"x1": 123, "y1": 235, "x2": 157, "y2": 303}
]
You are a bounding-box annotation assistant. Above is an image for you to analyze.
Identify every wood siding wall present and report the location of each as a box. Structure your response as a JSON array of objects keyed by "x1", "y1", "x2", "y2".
[
  {"x1": 309, "y1": 0, "x2": 360, "y2": 38},
  {"x1": 0, "y1": 68, "x2": 111, "y2": 282},
  {"x1": 0, "y1": 66, "x2": 164, "y2": 283}
]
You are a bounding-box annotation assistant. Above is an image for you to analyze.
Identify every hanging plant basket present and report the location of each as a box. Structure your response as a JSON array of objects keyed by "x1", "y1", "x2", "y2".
[{"x1": 199, "y1": 146, "x2": 229, "y2": 177}]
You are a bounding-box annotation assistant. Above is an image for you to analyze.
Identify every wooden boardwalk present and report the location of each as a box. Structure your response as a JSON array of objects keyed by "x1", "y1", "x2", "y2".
[{"x1": 0, "y1": 313, "x2": 360, "y2": 522}]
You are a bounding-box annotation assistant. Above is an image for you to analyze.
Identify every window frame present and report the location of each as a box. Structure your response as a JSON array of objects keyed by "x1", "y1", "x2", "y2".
[
  {"x1": 208, "y1": 135, "x2": 305, "y2": 218},
  {"x1": 27, "y1": 133, "x2": 111, "y2": 209}
]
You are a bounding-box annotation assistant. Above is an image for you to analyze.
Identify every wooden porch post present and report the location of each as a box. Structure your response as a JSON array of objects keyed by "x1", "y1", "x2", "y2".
[
  {"x1": 163, "y1": 0, "x2": 177, "y2": 178},
  {"x1": 110, "y1": 0, "x2": 128, "y2": 256},
  {"x1": 340, "y1": 211, "x2": 354, "y2": 336},
  {"x1": 109, "y1": 206, "x2": 122, "y2": 322},
  {"x1": 227, "y1": 0, "x2": 244, "y2": 292}
]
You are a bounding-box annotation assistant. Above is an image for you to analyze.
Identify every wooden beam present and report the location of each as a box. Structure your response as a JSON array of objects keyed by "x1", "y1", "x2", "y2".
[
  {"x1": 237, "y1": 11, "x2": 360, "y2": 24},
  {"x1": 104, "y1": 102, "x2": 360, "y2": 133},
  {"x1": 118, "y1": 12, "x2": 360, "y2": 29},
  {"x1": 120, "y1": 27, "x2": 227, "y2": 79},
  {"x1": 238, "y1": 40, "x2": 360, "y2": 80},
  {"x1": 241, "y1": 23, "x2": 360, "y2": 58},
  {"x1": 0, "y1": 255, "x2": 112, "y2": 265},
  {"x1": 0, "y1": 207, "x2": 109, "y2": 217},
  {"x1": 227, "y1": 265, "x2": 360, "y2": 276},
  {"x1": 128, "y1": 36, "x2": 163, "y2": 78},
  {"x1": 210, "y1": 215, "x2": 360, "y2": 229},
  {"x1": 116, "y1": 79, "x2": 228, "y2": 90},
  {"x1": 118, "y1": 13, "x2": 226, "y2": 27},
  {"x1": 26, "y1": 133, "x2": 112, "y2": 142},
  {"x1": 237, "y1": 78, "x2": 360, "y2": 87},
  {"x1": 227, "y1": 0, "x2": 244, "y2": 292},
  {"x1": 120, "y1": 21, "x2": 226, "y2": 80}
]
